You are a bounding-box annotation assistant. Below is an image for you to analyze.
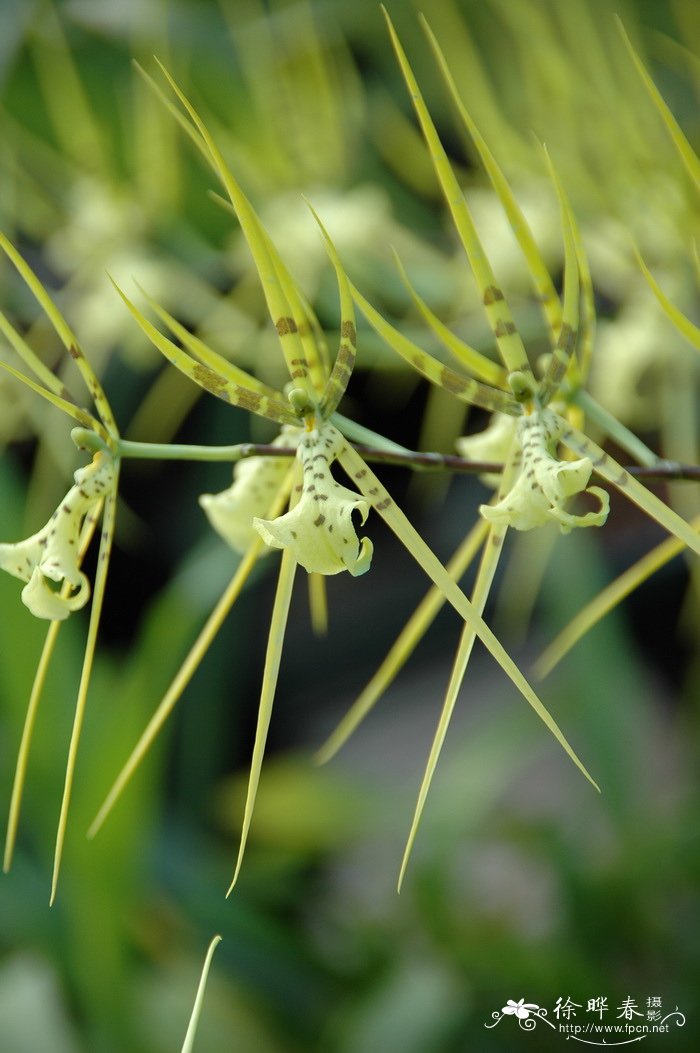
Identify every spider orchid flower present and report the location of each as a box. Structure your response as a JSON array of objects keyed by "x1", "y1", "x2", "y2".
[
  {"x1": 0, "y1": 232, "x2": 122, "y2": 899},
  {"x1": 480, "y1": 408, "x2": 609, "y2": 533},
  {"x1": 88, "y1": 55, "x2": 599, "y2": 902},
  {"x1": 316, "y1": 12, "x2": 700, "y2": 891},
  {"x1": 254, "y1": 422, "x2": 373, "y2": 576},
  {"x1": 200, "y1": 428, "x2": 302, "y2": 553},
  {"x1": 0, "y1": 452, "x2": 114, "y2": 621},
  {"x1": 456, "y1": 411, "x2": 518, "y2": 486}
]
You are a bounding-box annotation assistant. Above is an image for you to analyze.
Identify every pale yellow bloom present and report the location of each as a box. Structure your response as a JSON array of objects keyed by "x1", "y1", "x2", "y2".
[
  {"x1": 199, "y1": 428, "x2": 302, "y2": 553},
  {"x1": 254, "y1": 423, "x2": 373, "y2": 575},
  {"x1": 480, "y1": 409, "x2": 609, "y2": 533},
  {"x1": 456, "y1": 411, "x2": 518, "y2": 486},
  {"x1": 0, "y1": 452, "x2": 113, "y2": 620}
]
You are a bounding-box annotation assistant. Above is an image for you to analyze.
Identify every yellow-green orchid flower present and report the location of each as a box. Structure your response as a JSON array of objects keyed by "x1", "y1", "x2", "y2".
[
  {"x1": 480, "y1": 409, "x2": 609, "y2": 533},
  {"x1": 0, "y1": 451, "x2": 114, "y2": 620},
  {"x1": 0, "y1": 232, "x2": 122, "y2": 901},
  {"x1": 321, "y1": 11, "x2": 700, "y2": 888},
  {"x1": 456, "y1": 411, "x2": 518, "y2": 486},
  {"x1": 199, "y1": 427, "x2": 302, "y2": 553},
  {"x1": 253, "y1": 422, "x2": 373, "y2": 576}
]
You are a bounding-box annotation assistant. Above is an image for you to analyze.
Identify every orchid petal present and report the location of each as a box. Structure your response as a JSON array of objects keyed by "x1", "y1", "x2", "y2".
[{"x1": 254, "y1": 423, "x2": 373, "y2": 576}]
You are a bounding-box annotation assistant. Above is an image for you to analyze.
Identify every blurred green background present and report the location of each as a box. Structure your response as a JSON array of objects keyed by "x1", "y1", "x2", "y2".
[{"x1": 0, "y1": 0, "x2": 699, "y2": 1050}]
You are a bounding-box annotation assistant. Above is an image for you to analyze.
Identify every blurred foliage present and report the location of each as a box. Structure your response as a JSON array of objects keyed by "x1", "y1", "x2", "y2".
[{"x1": 1, "y1": 1, "x2": 699, "y2": 1051}]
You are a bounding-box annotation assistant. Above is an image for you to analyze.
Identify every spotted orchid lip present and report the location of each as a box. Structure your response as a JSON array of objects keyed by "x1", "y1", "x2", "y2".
[
  {"x1": 480, "y1": 408, "x2": 610, "y2": 534},
  {"x1": 254, "y1": 422, "x2": 373, "y2": 577},
  {"x1": 0, "y1": 451, "x2": 114, "y2": 620}
]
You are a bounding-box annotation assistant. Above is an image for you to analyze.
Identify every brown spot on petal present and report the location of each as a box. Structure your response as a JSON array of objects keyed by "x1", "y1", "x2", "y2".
[
  {"x1": 235, "y1": 388, "x2": 262, "y2": 413},
  {"x1": 192, "y1": 364, "x2": 230, "y2": 401},
  {"x1": 276, "y1": 316, "x2": 298, "y2": 336},
  {"x1": 557, "y1": 322, "x2": 576, "y2": 355},
  {"x1": 440, "y1": 367, "x2": 468, "y2": 395},
  {"x1": 341, "y1": 320, "x2": 357, "y2": 345},
  {"x1": 335, "y1": 343, "x2": 354, "y2": 368},
  {"x1": 483, "y1": 285, "x2": 505, "y2": 305}
]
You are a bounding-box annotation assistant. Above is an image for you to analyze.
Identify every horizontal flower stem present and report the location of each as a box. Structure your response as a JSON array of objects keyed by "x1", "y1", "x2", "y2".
[
  {"x1": 117, "y1": 438, "x2": 266, "y2": 462},
  {"x1": 629, "y1": 462, "x2": 700, "y2": 482},
  {"x1": 357, "y1": 449, "x2": 700, "y2": 480},
  {"x1": 353, "y1": 447, "x2": 503, "y2": 473},
  {"x1": 114, "y1": 437, "x2": 700, "y2": 481},
  {"x1": 116, "y1": 436, "x2": 507, "y2": 472}
]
